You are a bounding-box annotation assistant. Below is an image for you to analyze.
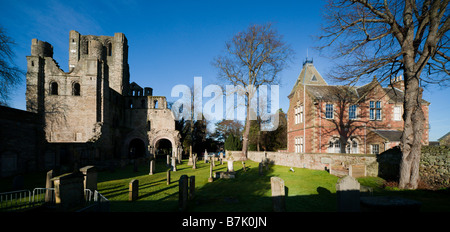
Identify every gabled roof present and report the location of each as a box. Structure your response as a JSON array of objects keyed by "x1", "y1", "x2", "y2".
[
  {"x1": 438, "y1": 132, "x2": 450, "y2": 141},
  {"x1": 289, "y1": 61, "x2": 327, "y2": 98},
  {"x1": 371, "y1": 130, "x2": 403, "y2": 142}
]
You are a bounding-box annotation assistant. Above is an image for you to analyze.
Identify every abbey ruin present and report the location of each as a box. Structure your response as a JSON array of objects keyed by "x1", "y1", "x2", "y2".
[{"x1": 0, "y1": 31, "x2": 181, "y2": 177}]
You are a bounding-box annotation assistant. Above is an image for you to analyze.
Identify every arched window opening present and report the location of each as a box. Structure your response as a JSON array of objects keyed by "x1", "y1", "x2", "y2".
[
  {"x1": 73, "y1": 83, "x2": 81, "y2": 96},
  {"x1": 50, "y1": 82, "x2": 58, "y2": 95},
  {"x1": 328, "y1": 138, "x2": 341, "y2": 153},
  {"x1": 129, "y1": 100, "x2": 133, "y2": 109},
  {"x1": 154, "y1": 100, "x2": 158, "y2": 109},
  {"x1": 107, "y1": 43, "x2": 112, "y2": 56}
]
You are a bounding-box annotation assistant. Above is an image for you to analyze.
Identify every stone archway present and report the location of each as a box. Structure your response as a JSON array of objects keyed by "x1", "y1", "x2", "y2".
[
  {"x1": 148, "y1": 129, "x2": 181, "y2": 161},
  {"x1": 154, "y1": 138, "x2": 172, "y2": 158}
]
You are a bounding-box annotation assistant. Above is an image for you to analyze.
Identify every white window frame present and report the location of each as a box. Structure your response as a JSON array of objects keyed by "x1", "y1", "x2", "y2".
[
  {"x1": 294, "y1": 107, "x2": 298, "y2": 124},
  {"x1": 328, "y1": 138, "x2": 341, "y2": 153},
  {"x1": 371, "y1": 144, "x2": 380, "y2": 155},
  {"x1": 295, "y1": 137, "x2": 304, "y2": 153},
  {"x1": 370, "y1": 101, "x2": 382, "y2": 121},
  {"x1": 349, "y1": 104, "x2": 357, "y2": 120},
  {"x1": 294, "y1": 105, "x2": 304, "y2": 124},
  {"x1": 394, "y1": 106, "x2": 402, "y2": 121},
  {"x1": 325, "y1": 104, "x2": 334, "y2": 119},
  {"x1": 346, "y1": 138, "x2": 359, "y2": 154}
]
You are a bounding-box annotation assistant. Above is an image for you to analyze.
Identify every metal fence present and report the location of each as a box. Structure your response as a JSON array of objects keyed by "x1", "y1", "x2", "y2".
[
  {"x1": 77, "y1": 189, "x2": 110, "y2": 212},
  {"x1": 0, "y1": 188, "x2": 55, "y2": 211},
  {"x1": 0, "y1": 188, "x2": 108, "y2": 212}
]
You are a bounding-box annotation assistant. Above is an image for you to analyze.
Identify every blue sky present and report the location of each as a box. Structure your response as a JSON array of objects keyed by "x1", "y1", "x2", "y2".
[{"x1": 1, "y1": 0, "x2": 449, "y2": 141}]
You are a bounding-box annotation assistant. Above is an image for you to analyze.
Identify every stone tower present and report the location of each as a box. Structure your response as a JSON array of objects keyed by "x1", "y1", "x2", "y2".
[{"x1": 25, "y1": 30, "x2": 181, "y2": 164}]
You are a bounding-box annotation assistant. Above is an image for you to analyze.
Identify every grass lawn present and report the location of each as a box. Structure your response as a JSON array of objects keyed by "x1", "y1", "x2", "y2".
[
  {"x1": 96, "y1": 158, "x2": 340, "y2": 212},
  {"x1": 2, "y1": 157, "x2": 449, "y2": 212},
  {"x1": 96, "y1": 158, "x2": 450, "y2": 212}
]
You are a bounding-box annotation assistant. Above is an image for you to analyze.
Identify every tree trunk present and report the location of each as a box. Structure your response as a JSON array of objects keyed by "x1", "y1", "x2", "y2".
[
  {"x1": 241, "y1": 96, "x2": 251, "y2": 171},
  {"x1": 399, "y1": 72, "x2": 425, "y2": 189}
]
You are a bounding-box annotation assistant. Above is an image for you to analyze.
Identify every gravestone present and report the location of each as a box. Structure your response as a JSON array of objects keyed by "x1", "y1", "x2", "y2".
[
  {"x1": 167, "y1": 170, "x2": 171, "y2": 185},
  {"x1": 149, "y1": 159, "x2": 155, "y2": 175},
  {"x1": 188, "y1": 145, "x2": 193, "y2": 165},
  {"x1": 214, "y1": 171, "x2": 235, "y2": 179},
  {"x1": 189, "y1": 176, "x2": 195, "y2": 200},
  {"x1": 192, "y1": 154, "x2": 197, "y2": 169},
  {"x1": 167, "y1": 155, "x2": 170, "y2": 167},
  {"x1": 204, "y1": 150, "x2": 208, "y2": 163},
  {"x1": 271, "y1": 177, "x2": 286, "y2": 212},
  {"x1": 45, "y1": 170, "x2": 56, "y2": 202},
  {"x1": 171, "y1": 156, "x2": 177, "y2": 171},
  {"x1": 259, "y1": 162, "x2": 264, "y2": 176},
  {"x1": 219, "y1": 152, "x2": 224, "y2": 165},
  {"x1": 336, "y1": 175, "x2": 360, "y2": 212},
  {"x1": 227, "y1": 160, "x2": 234, "y2": 172},
  {"x1": 51, "y1": 172, "x2": 85, "y2": 210},
  {"x1": 129, "y1": 179, "x2": 139, "y2": 201},
  {"x1": 349, "y1": 164, "x2": 366, "y2": 178},
  {"x1": 212, "y1": 155, "x2": 215, "y2": 167},
  {"x1": 79, "y1": 165, "x2": 97, "y2": 191},
  {"x1": 179, "y1": 175, "x2": 189, "y2": 211},
  {"x1": 208, "y1": 161, "x2": 214, "y2": 182}
]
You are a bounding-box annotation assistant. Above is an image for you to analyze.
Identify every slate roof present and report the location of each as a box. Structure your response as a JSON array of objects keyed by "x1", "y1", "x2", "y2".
[{"x1": 371, "y1": 130, "x2": 403, "y2": 142}]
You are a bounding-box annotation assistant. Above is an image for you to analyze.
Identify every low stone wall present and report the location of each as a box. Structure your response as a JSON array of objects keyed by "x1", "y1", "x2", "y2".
[
  {"x1": 238, "y1": 151, "x2": 379, "y2": 177},
  {"x1": 420, "y1": 146, "x2": 450, "y2": 188}
]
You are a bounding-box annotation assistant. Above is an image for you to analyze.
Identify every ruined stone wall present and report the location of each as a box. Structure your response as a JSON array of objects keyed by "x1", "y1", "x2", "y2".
[
  {"x1": 246, "y1": 151, "x2": 378, "y2": 177},
  {"x1": 420, "y1": 146, "x2": 450, "y2": 188},
  {"x1": 0, "y1": 106, "x2": 44, "y2": 177}
]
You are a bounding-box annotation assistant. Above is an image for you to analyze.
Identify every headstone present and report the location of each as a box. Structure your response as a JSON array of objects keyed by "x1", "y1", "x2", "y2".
[
  {"x1": 189, "y1": 176, "x2": 195, "y2": 200},
  {"x1": 188, "y1": 146, "x2": 193, "y2": 165},
  {"x1": 212, "y1": 155, "x2": 215, "y2": 167},
  {"x1": 271, "y1": 177, "x2": 286, "y2": 212},
  {"x1": 336, "y1": 175, "x2": 360, "y2": 212},
  {"x1": 259, "y1": 162, "x2": 264, "y2": 176},
  {"x1": 176, "y1": 149, "x2": 181, "y2": 164},
  {"x1": 178, "y1": 175, "x2": 188, "y2": 211},
  {"x1": 171, "y1": 156, "x2": 177, "y2": 171},
  {"x1": 129, "y1": 179, "x2": 139, "y2": 201},
  {"x1": 349, "y1": 164, "x2": 366, "y2": 178},
  {"x1": 167, "y1": 155, "x2": 170, "y2": 167},
  {"x1": 208, "y1": 161, "x2": 214, "y2": 182},
  {"x1": 51, "y1": 172, "x2": 85, "y2": 209},
  {"x1": 214, "y1": 171, "x2": 235, "y2": 179},
  {"x1": 220, "y1": 152, "x2": 224, "y2": 165},
  {"x1": 79, "y1": 165, "x2": 97, "y2": 191},
  {"x1": 227, "y1": 160, "x2": 234, "y2": 172},
  {"x1": 45, "y1": 170, "x2": 56, "y2": 202},
  {"x1": 149, "y1": 159, "x2": 155, "y2": 175},
  {"x1": 167, "y1": 170, "x2": 171, "y2": 185},
  {"x1": 192, "y1": 154, "x2": 197, "y2": 169},
  {"x1": 204, "y1": 150, "x2": 208, "y2": 163}
]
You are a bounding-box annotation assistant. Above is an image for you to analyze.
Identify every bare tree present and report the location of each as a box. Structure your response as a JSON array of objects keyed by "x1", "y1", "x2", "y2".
[
  {"x1": 318, "y1": 0, "x2": 449, "y2": 189},
  {"x1": 213, "y1": 23, "x2": 294, "y2": 162},
  {"x1": 314, "y1": 86, "x2": 371, "y2": 153},
  {"x1": 0, "y1": 27, "x2": 23, "y2": 105}
]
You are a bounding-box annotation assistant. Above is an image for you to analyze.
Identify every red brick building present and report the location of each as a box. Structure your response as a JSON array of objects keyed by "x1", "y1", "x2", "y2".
[{"x1": 287, "y1": 60, "x2": 430, "y2": 154}]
